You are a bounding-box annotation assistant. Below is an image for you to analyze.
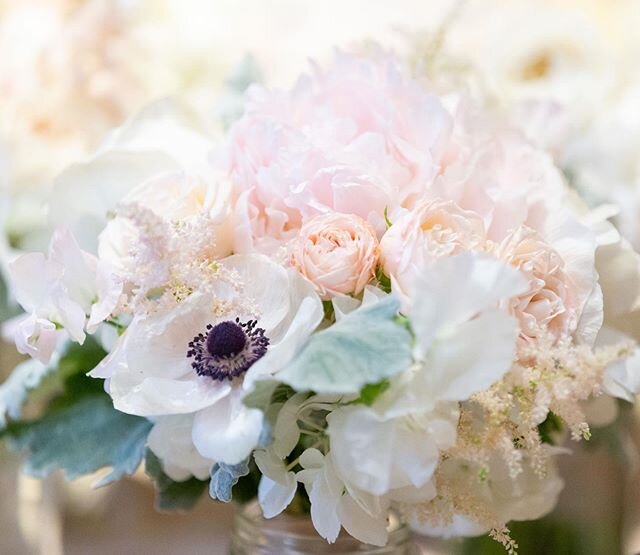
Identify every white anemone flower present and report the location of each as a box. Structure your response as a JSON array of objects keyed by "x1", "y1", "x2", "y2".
[
  {"x1": 93, "y1": 254, "x2": 322, "y2": 465},
  {"x1": 327, "y1": 253, "x2": 528, "y2": 500}
]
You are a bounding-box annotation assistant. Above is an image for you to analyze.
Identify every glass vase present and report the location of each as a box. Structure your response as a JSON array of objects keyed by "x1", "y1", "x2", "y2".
[{"x1": 230, "y1": 501, "x2": 419, "y2": 554}]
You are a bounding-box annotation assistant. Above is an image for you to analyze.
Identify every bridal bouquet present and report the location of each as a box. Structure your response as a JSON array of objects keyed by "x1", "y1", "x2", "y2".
[{"x1": 2, "y1": 52, "x2": 639, "y2": 552}]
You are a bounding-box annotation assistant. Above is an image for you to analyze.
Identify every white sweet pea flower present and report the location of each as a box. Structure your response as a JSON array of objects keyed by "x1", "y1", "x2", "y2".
[
  {"x1": 255, "y1": 449, "x2": 297, "y2": 519},
  {"x1": 328, "y1": 252, "x2": 528, "y2": 500},
  {"x1": 97, "y1": 254, "x2": 322, "y2": 465},
  {"x1": 9, "y1": 314, "x2": 62, "y2": 365},
  {"x1": 296, "y1": 448, "x2": 389, "y2": 547},
  {"x1": 6, "y1": 227, "x2": 122, "y2": 362},
  {"x1": 147, "y1": 414, "x2": 214, "y2": 482}
]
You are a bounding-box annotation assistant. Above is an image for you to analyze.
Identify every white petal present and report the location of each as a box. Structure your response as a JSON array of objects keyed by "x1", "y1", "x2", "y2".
[
  {"x1": 110, "y1": 371, "x2": 232, "y2": 416},
  {"x1": 49, "y1": 151, "x2": 179, "y2": 252},
  {"x1": 257, "y1": 475, "x2": 297, "y2": 519},
  {"x1": 411, "y1": 253, "x2": 527, "y2": 353},
  {"x1": 87, "y1": 262, "x2": 123, "y2": 333},
  {"x1": 148, "y1": 415, "x2": 214, "y2": 481},
  {"x1": 103, "y1": 99, "x2": 212, "y2": 173},
  {"x1": 272, "y1": 393, "x2": 306, "y2": 459},
  {"x1": 13, "y1": 314, "x2": 61, "y2": 364},
  {"x1": 421, "y1": 310, "x2": 519, "y2": 402},
  {"x1": 308, "y1": 463, "x2": 342, "y2": 543},
  {"x1": 221, "y1": 255, "x2": 291, "y2": 333},
  {"x1": 126, "y1": 294, "x2": 212, "y2": 380},
  {"x1": 48, "y1": 227, "x2": 97, "y2": 311},
  {"x1": 7, "y1": 252, "x2": 58, "y2": 312},
  {"x1": 575, "y1": 282, "x2": 603, "y2": 346},
  {"x1": 243, "y1": 271, "x2": 322, "y2": 389},
  {"x1": 411, "y1": 513, "x2": 487, "y2": 539},
  {"x1": 53, "y1": 293, "x2": 87, "y2": 344},
  {"x1": 603, "y1": 348, "x2": 640, "y2": 401},
  {"x1": 328, "y1": 405, "x2": 440, "y2": 495},
  {"x1": 192, "y1": 388, "x2": 263, "y2": 464},
  {"x1": 337, "y1": 494, "x2": 388, "y2": 547},
  {"x1": 333, "y1": 286, "x2": 387, "y2": 321}
]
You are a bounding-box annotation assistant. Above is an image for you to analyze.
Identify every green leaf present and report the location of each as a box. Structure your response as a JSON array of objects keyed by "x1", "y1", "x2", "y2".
[
  {"x1": 278, "y1": 296, "x2": 412, "y2": 394},
  {"x1": 0, "y1": 337, "x2": 107, "y2": 430},
  {"x1": 0, "y1": 358, "x2": 57, "y2": 431},
  {"x1": 9, "y1": 394, "x2": 152, "y2": 486},
  {"x1": 353, "y1": 380, "x2": 390, "y2": 406},
  {"x1": 145, "y1": 449, "x2": 208, "y2": 511},
  {"x1": 537, "y1": 412, "x2": 563, "y2": 445},
  {"x1": 375, "y1": 267, "x2": 392, "y2": 294},
  {"x1": 322, "y1": 300, "x2": 335, "y2": 322}
]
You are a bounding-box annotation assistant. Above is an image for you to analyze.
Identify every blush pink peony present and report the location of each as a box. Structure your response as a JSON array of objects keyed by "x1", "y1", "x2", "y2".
[
  {"x1": 221, "y1": 52, "x2": 600, "y2": 345},
  {"x1": 290, "y1": 213, "x2": 379, "y2": 299},
  {"x1": 219, "y1": 52, "x2": 453, "y2": 254}
]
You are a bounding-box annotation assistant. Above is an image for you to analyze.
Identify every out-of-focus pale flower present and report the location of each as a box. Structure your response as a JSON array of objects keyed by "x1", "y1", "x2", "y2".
[
  {"x1": 6, "y1": 227, "x2": 122, "y2": 362},
  {"x1": 432, "y1": 0, "x2": 617, "y2": 119},
  {"x1": 380, "y1": 199, "x2": 485, "y2": 297},
  {"x1": 290, "y1": 213, "x2": 379, "y2": 299},
  {"x1": 410, "y1": 451, "x2": 564, "y2": 538},
  {"x1": 0, "y1": 0, "x2": 149, "y2": 251}
]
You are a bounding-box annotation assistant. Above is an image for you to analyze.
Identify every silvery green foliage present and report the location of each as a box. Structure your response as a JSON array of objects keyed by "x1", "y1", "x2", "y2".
[
  {"x1": 145, "y1": 449, "x2": 207, "y2": 511},
  {"x1": 10, "y1": 395, "x2": 152, "y2": 487},
  {"x1": 0, "y1": 358, "x2": 57, "y2": 430},
  {"x1": 278, "y1": 296, "x2": 412, "y2": 394},
  {"x1": 0, "y1": 338, "x2": 106, "y2": 431},
  {"x1": 209, "y1": 459, "x2": 250, "y2": 502}
]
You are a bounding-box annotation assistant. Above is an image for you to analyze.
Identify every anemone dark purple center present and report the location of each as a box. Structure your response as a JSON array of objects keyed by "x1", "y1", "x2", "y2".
[
  {"x1": 187, "y1": 318, "x2": 269, "y2": 382},
  {"x1": 206, "y1": 321, "x2": 247, "y2": 358}
]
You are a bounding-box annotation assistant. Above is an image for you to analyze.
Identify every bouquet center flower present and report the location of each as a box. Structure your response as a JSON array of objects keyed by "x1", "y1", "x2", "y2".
[{"x1": 187, "y1": 318, "x2": 269, "y2": 381}]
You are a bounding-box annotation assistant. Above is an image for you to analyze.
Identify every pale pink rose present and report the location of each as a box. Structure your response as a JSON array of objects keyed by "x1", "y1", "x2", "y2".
[
  {"x1": 380, "y1": 199, "x2": 486, "y2": 297},
  {"x1": 220, "y1": 52, "x2": 452, "y2": 253},
  {"x1": 494, "y1": 226, "x2": 579, "y2": 341},
  {"x1": 290, "y1": 213, "x2": 379, "y2": 299}
]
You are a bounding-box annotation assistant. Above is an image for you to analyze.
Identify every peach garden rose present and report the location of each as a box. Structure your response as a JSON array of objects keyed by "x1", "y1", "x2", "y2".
[{"x1": 290, "y1": 212, "x2": 379, "y2": 299}]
